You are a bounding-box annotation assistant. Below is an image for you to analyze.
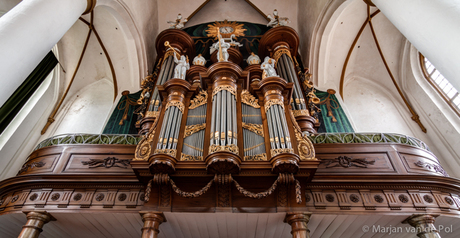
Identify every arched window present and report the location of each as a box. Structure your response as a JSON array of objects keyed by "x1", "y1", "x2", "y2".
[{"x1": 420, "y1": 54, "x2": 460, "y2": 117}]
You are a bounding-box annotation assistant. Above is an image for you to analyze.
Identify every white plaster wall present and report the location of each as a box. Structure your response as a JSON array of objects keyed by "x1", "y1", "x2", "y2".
[
  {"x1": 52, "y1": 79, "x2": 114, "y2": 135},
  {"x1": 343, "y1": 76, "x2": 414, "y2": 136}
]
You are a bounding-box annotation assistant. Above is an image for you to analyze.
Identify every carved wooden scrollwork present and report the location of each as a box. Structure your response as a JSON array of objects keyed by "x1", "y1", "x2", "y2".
[
  {"x1": 264, "y1": 98, "x2": 284, "y2": 112},
  {"x1": 289, "y1": 109, "x2": 316, "y2": 161},
  {"x1": 189, "y1": 90, "x2": 208, "y2": 109},
  {"x1": 17, "y1": 161, "x2": 46, "y2": 175},
  {"x1": 165, "y1": 101, "x2": 185, "y2": 113},
  {"x1": 180, "y1": 154, "x2": 203, "y2": 161},
  {"x1": 154, "y1": 149, "x2": 177, "y2": 158},
  {"x1": 244, "y1": 153, "x2": 267, "y2": 161},
  {"x1": 242, "y1": 122, "x2": 264, "y2": 136},
  {"x1": 212, "y1": 85, "x2": 236, "y2": 97},
  {"x1": 134, "y1": 110, "x2": 160, "y2": 161},
  {"x1": 81, "y1": 157, "x2": 130, "y2": 168},
  {"x1": 321, "y1": 156, "x2": 375, "y2": 168},
  {"x1": 271, "y1": 148, "x2": 294, "y2": 157},
  {"x1": 241, "y1": 90, "x2": 260, "y2": 108},
  {"x1": 209, "y1": 144, "x2": 239, "y2": 154},
  {"x1": 184, "y1": 123, "x2": 206, "y2": 138}
]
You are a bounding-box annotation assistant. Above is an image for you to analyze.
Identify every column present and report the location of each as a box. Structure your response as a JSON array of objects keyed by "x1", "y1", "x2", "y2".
[
  {"x1": 371, "y1": 0, "x2": 460, "y2": 91},
  {"x1": 18, "y1": 211, "x2": 55, "y2": 238},
  {"x1": 0, "y1": 0, "x2": 96, "y2": 107},
  {"x1": 140, "y1": 212, "x2": 166, "y2": 238},
  {"x1": 402, "y1": 214, "x2": 441, "y2": 238},
  {"x1": 284, "y1": 212, "x2": 312, "y2": 238}
]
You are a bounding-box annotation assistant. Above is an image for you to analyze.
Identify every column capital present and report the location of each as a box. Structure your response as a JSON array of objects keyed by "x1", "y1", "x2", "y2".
[
  {"x1": 83, "y1": 0, "x2": 97, "y2": 15},
  {"x1": 402, "y1": 214, "x2": 441, "y2": 238},
  {"x1": 23, "y1": 211, "x2": 56, "y2": 223}
]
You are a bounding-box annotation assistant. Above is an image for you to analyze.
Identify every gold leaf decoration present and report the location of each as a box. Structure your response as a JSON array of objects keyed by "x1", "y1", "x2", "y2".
[
  {"x1": 242, "y1": 122, "x2": 264, "y2": 136},
  {"x1": 241, "y1": 90, "x2": 260, "y2": 108},
  {"x1": 154, "y1": 149, "x2": 177, "y2": 158},
  {"x1": 212, "y1": 85, "x2": 236, "y2": 97},
  {"x1": 244, "y1": 153, "x2": 267, "y2": 161},
  {"x1": 289, "y1": 109, "x2": 316, "y2": 161},
  {"x1": 292, "y1": 109, "x2": 309, "y2": 117},
  {"x1": 271, "y1": 148, "x2": 294, "y2": 157},
  {"x1": 264, "y1": 99, "x2": 284, "y2": 112},
  {"x1": 189, "y1": 90, "x2": 208, "y2": 109},
  {"x1": 165, "y1": 101, "x2": 185, "y2": 113},
  {"x1": 184, "y1": 123, "x2": 206, "y2": 138},
  {"x1": 209, "y1": 144, "x2": 239, "y2": 154},
  {"x1": 205, "y1": 20, "x2": 247, "y2": 39},
  {"x1": 180, "y1": 154, "x2": 203, "y2": 161}
]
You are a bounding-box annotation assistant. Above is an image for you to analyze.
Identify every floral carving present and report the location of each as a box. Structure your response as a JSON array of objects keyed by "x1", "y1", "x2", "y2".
[
  {"x1": 29, "y1": 193, "x2": 38, "y2": 201},
  {"x1": 95, "y1": 193, "x2": 105, "y2": 202},
  {"x1": 292, "y1": 109, "x2": 309, "y2": 117},
  {"x1": 73, "y1": 193, "x2": 82, "y2": 201},
  {"x1": 270, "y1": 148, "x2": 294, "y2": 157},
  {"x1": 118, "y1": 193, "x2": 127, "y2": 202},
  {"x1": 81, "y1": 157, "x2": 130, "y2": 169},
  {"x1": 264, "y1": 99, "x2": 284, "y2": 112},
  {"x1": 189, "y1": 90, "x2": 208, "y2": 109},
  {"x1": 212, "y1": 85, "x2": 236, "y2": 97},
  {"x1": 325, "y1": 194, "x2": 335, "y2": 202},
  {"x1": 51, "y1": 193, "x2": 60, "y2": 201},
  {"x1": 445, "y1": 197, "x2": 454, "y2": 205},
  {"x1": 209, "y1": 144, "x2": 239, "y2": 154},
  {"x1": 374, "y1": 195, "x2": 384, "y2": 203},
  {"x1": 17, "y1": 161, "x2": 46, "y2": 175},
  {"x1": 165, "y1": 101, "x2": 185, "y2": 113},
  {"x1": 414, "y1": 160, "x2": 448, "y2": 177},
  {"x1": 244, "y1": 153, "x2": 267, "y2": 161},
  {"x1": 154, "y1": 149, "x2": 177, "y2": 158},
  {"x1": 321, "y1": 156, "x2": 375, "y2": 168},
  {"x1": 241, "y1": 90, "x2": 260, "y2": 108},
  {"x1": 423, "y1": 195, "x2": 433, "y2": 203},
  {"x1": 180, "y1": 154, "x2": 203, "y2": 161},
  {"x1": 399, "y1": 194, "x2": 409, "y2": 203},
  {"x1": 350, "y1": 194, "x2": 360, "y2": 203}
]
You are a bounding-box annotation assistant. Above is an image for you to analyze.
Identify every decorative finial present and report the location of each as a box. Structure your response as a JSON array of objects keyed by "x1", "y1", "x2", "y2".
[
  {"x1": 167, "y1": 13, "x2": 188, "y2": 29},
  {"x1": 267, "y1": 9, "x2": 290, "y2": 28}
]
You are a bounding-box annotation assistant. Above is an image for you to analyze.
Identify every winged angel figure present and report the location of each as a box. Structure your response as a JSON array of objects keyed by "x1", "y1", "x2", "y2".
[
  {"x1": 167, "y1": 13, "x2": 188, "y2": 29},
  {"x1": 267, "y1": 9, "x2": 291, "y2": 28}
]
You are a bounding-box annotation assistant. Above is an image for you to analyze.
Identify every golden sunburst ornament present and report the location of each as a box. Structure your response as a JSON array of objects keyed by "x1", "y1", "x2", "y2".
[{"x1": 206, "y1": 20, "x2": 246, "y2": 39}]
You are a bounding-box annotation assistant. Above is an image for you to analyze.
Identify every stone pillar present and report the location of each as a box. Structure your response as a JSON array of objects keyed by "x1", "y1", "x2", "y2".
[
  {"x1": 371, "y1": 0, "x2": 460, "y2": 92},
  {"x1": 0, "y1": 0, "x2": 96, "y2": 107},
  {"x1": 140, "y1": 212, "x2": 166, "y2": 238},
  {"x1": 18, "y1": 211, "x2": 55, "y2": 238},
  {"x1": 284, "y1": 212, "x2": 312, "y2": 238},
  {"x1": 402, "y1": 214, "x2": 441, "y2": 238}
]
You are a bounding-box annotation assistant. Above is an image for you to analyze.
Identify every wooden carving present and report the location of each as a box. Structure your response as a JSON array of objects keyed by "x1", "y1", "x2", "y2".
[
  {"x1": 241, "y1": 90, "x2": 260, "y2": 108},
  {"x1": 81, "y1": 157, "x2": 130, "y2": 169}
]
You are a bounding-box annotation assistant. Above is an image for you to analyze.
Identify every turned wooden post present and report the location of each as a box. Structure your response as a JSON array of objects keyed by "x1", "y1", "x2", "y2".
[
  {"x1": 403, "y1": 214, "x2": 441, "y2": 238},
  {"x1": 284, "y1": 212, "x2": 312, "y2": 238},
  {"x1": 18, "y1": 211, "x2": 55, "y2": 238},
  {"x1": 140, "y1": 211, "x2": 166, "y2": 238}
]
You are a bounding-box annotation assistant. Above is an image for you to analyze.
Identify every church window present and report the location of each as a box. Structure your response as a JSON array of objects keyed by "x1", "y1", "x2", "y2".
[{"x1": 420, "y1": 54, "x2": 460, "y2": 116}]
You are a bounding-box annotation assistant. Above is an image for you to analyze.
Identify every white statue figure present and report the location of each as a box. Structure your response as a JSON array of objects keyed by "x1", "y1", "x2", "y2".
[
  {"x1": 267, "y1": 9, "x2": 291, "y2": 28},
  {"x1": 167, "y1": 14, "x2": 188, "y2": 29},
  {"x1": 261, "y1": 56, "x2": 278, "y2": 78},
  {"x1": 210, "y1": 38, "x2": 231, "y2": 62},
  {"x1": 173, "y1": 51, "x2": 190, "y2": 79},
  {"x1": 225, "y1": 34, "x2": 243, "y2": 47},
  {"x1": 247, "y1": 52, "x2": 261, "y2": 65},
  {"x1": 192, "y1": 54, "x2": 206, "y2": 66}
]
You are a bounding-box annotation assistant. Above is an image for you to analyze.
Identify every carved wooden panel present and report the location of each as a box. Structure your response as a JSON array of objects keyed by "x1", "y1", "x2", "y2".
[
  {"x1": 63, "y1": 154, "x2": 135, "y2": 174},
  {"x1": 316, "y1": 152, "x2": 395, "y2": 174},
  {"x1": 18, "y1": 154, "x2": 59, "y2": 175},
  {"x1": 400, "y1": 152, "x2": 448, "y2": 176}
]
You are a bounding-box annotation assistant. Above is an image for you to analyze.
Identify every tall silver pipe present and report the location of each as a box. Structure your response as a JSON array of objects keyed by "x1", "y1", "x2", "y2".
[
  {"x1": 157, "y1": 107, "x2": 171, "y2": 149},
  {"x1": 278, "y1": 104, "x2": 292, "y2": 148},
  {"x1": 162, "y1": 107, "x2": 177, "y2": 149},
  {"x1": 211, "y1": 94, "x2": 217, "y2": 145},
  {"x1": 232, "y1": 94, "x2": 237, "y2": 145},
  {"x1": 272, "y1": 105, "x2": 286, "y2": 148},
  {"x1": 215, "y1": 92, "x2": 221, "y2": 145},
  {"x1": 221, "y1": 91, "x2": 227, "y2": 146},
  {"x1": 172, "y1": 110, "x2": 183, "y2": 149}
]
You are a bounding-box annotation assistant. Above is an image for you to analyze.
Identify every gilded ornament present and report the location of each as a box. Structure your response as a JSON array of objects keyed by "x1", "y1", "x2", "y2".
[
  {"x1": 212, "y1": 85, "x2": 236, "y2": 97},
  {"x1": 242, "y1": 122, "x2": 264, "y2": 136},
  {"x1": 273, "y1": 48, "x2": 292, "y2": 65},
  {"x1": 145, "y1": 111, "x2": 159, "y2": 118},
  {"x1": 292, "y1": 109, "x2": 309, "y2": 117},
  {"x1": 154, "y1": 149, "x2": 177, "y2": 158},
  {"x1": 206, "y1": 20, "x2": 247, "y2": 39},
  {"x1": 180, "y1": 154, "x2": 203, "y2": 161},
  {"x1": 270, "y1": 148, "x2": 294, "y2": 157},
  {"x1": 184, "y1": 123, "x2": 206, "y2": 138},
  {"x1": 241, "y1": 90, "x2": 260, "y2": 108},
  {"x1": 165, "y1": 101, "x2": 185, "y2": 113},
  {"x1": 244, "y1": 153, "x2": 267, "y2": 161},
  {"x1": 189, "y1": 90, "x2": 208, "y2": 109},
  {"x1": 209, "y1": 144, "x2": 239, "y2": 154},
  {"x1": 289, "y1": 109, "x2": 316, "y2": 161},
  {"x1": 264, "y1": 99, "x2": 284, "y2": 112}
]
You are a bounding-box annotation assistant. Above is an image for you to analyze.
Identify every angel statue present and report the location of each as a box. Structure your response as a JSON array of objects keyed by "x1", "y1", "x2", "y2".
[
  {"x1": 167, "y1": 13, "x2": 188, "y2": 29},
  {"x1": 267, "y1": 9, "x2": 291, "y2": 28},
  {"x1": 210, "y1": 38, "x2": 231, "y2": 62},
  {"x1": 173, "y1": 51, "x2": 190, "y2": 79},
  {"x1": 261, "y1": 56, "x2": 278, "y2": 78}
]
